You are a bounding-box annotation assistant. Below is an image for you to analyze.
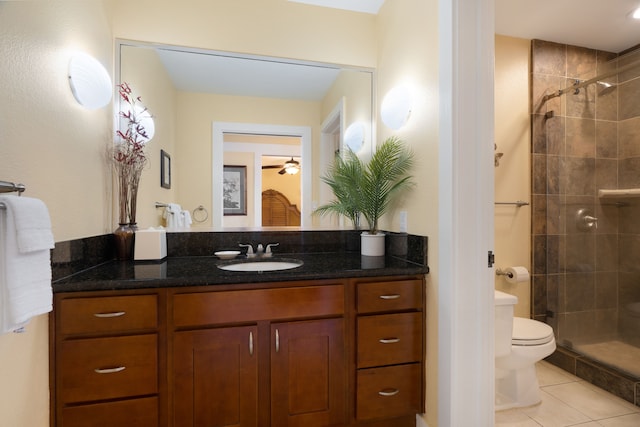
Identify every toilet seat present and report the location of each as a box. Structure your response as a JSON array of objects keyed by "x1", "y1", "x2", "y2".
[{"x1": 512, "y1": 317, "x2": 554, "y2": 346}]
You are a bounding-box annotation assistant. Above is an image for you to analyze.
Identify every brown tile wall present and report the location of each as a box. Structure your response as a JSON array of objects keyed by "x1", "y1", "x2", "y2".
[
  {"x1": 531, "y1": 39, "x2": 619, "y2": 342},
  {"x1": 531, "y1": 39, "x2": 640, "y2": 406}
]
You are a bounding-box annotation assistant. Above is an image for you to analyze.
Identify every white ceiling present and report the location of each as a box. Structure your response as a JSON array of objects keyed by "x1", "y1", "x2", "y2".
[
  {"x1": 156, "y1": 48, "x2": 341, "y2": 101},
  {"x1": 288, "y1": 0, "x2": 384, "y2": 14},
  {"x1": 495, "y1": 0, "x2": 640, "y2": 53}
]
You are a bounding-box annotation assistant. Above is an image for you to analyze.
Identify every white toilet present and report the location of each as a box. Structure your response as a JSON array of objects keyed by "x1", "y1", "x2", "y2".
[{"x1": 494, "y1": 290, "x2": 556, "y2": 411}]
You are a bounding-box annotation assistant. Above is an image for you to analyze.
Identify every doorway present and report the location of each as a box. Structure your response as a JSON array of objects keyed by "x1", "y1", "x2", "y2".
[{"x1": 212, "y1": 122, "x2": 311, "y2": 230}]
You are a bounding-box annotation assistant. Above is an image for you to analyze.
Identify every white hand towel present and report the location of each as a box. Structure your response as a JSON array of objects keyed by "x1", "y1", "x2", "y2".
[
  {"x1": 0, "y1": 195, "x2": 54, "y2": 334},
  {"x1": 181, "y1": 210, "x2": 192, "y2": 228},
  {"x1": 2, "y1": 195, "x2": 55, "y2": 253},
  {"x1": 163, "y1": 203, "x2": 182, "y2": 228}
]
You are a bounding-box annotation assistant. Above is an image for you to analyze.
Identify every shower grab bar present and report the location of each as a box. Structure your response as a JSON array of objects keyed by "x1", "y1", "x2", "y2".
[
  {"x1": 0, "y1": 180, "x2": 26, "y2": 210},
  {"x1": 495, "y1": 200, "x2": 529, "y2": 207}
]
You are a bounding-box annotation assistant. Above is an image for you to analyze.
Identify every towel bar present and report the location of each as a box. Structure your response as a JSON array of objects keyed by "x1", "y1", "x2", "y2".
[
  {"x1": 495, "y1": 200, "x2": 529, "y2": 207},
  {"x1": 0, "y1": 181, "x2": 26, "y2": 210},
  {"x1": 0, "y1": 180, "x2": 26, "y2": 194}
]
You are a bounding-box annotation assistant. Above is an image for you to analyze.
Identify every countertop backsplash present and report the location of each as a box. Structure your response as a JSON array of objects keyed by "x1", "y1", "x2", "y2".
[{"x1": 51, "y1": 229, "x2": 428, "y2": 283}]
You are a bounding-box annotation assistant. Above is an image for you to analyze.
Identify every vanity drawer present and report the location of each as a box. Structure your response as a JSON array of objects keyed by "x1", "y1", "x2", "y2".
[
  {"x1": 58, "y1": 295, "x2": 158, "y2": 336},
  {"x1": 59, "y1": 334, "x2": 158, "y2": 403},
  {"x1": 357, "y1": 312, "x2": 422, "y2": 368},
  {"x1": 356, "y1": 363, "x2": 422, "y2": 421},
  {"x1": 172, "y1": 285, "x2": 344, "y2": 327},
  {"x1": 356, "y1": 279, "x2": 422, "y2": 313},
  {"x1": 61, "y1": 396, "x2": 158, "y2": 427}
]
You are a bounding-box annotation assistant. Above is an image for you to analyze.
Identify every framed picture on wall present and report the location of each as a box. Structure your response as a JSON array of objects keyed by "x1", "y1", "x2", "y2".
[
  {"x1": 160, "y1": 150, "x2": 171, "y2": 189},
  {"x1": 223, "y1": 165, "x2": 247, "y2": 216}
]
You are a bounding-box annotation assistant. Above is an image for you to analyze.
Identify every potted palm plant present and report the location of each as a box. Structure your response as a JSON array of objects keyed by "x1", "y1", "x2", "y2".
[
  {"x1": 314, "y1": 148, "x2": 363, "y2": 229},
  {"x1": 315, "y1": 136, "x2": 415, "y2": 256}
]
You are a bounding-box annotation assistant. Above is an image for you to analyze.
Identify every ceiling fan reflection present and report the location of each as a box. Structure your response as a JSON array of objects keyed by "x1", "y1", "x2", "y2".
[{"x1": 262, "y1": 157, "x2": 300, "y2": 175}]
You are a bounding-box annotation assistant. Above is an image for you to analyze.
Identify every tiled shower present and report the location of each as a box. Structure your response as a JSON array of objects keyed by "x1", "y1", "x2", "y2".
[{"x1": 530, "y1": 39, "x2": 640, "y2": 405}]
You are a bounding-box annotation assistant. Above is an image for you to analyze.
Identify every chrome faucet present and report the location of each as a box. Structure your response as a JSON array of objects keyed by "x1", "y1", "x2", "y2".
[
  {"x1": 265, "y1": 243, "x2": 279, "y2": 256},
  {"x1": 239, "y1": 243, "x2": 279, "y2": 258}
]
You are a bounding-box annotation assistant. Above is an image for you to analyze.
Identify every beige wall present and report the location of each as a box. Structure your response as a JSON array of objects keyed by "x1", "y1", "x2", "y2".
[
  {"x1": 110, "y1": 0, "x2": 377, "y2": 69},
  {"x1": 175, "y1": 92, "x2": 321, "y2": 228},
  {"x1": 376, "y1": 0, "x2": 439, "y2": 424},
  {"x1": 494, "y1": 35, "x2": 531, "y2": 317},
  {"x1": 0, "y1": 2, "x2": 114, "y2": 426},
  {"x1": 322, "y1": 68, "x2": 375, "y2": 156},
  {"x1": 120, "y1": 45, "x2": 178, "y2": 228}
]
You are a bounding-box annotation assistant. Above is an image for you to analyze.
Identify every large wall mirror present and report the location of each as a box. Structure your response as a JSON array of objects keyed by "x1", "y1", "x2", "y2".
[{"x1": 117, "y1": 39, "x2": 374, "y2": 230}]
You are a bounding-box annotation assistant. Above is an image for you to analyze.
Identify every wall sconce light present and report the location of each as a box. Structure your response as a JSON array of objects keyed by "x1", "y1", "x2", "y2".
[
  {"x1": 344, "y1": 122, "x2": 366, "y2": 152},
  {"x1": 380, "y1": 85, "x2": 413, "y2": 130},
  {"x1": 121, "y1": 104, "x2": 155, "y2": 143},
  {"x1": 68, "y1": 52, "x2": 112, "y2": 109}
]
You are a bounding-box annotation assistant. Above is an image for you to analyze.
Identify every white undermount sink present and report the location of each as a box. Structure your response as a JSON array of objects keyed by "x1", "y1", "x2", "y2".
[{"x1": 217, "y1": 258, "x2": 303, "y2": 272}]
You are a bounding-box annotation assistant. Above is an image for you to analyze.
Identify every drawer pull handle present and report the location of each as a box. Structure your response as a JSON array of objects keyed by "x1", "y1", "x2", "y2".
[
  {"x1": 94, "y1": 366, "x2": 126, "y2": 374},
  {"x1": 249, "y1": 331, "x2": 254, "y2": 356},
  {"x1": 379, "y1": 294, "x2": 400, "y2": 300},
  {"x1": 379, "y1": 337, "x2": 400, "y2": 344},
  {"x1": 378, "y1": 388, "x2": 400, "y2": 397},
  {"x1": 93, "y1": 311, "x2": 126, "y2": 318},
  {"x1": 275, "y1": 329, "x2": 280, "y2": 353}
]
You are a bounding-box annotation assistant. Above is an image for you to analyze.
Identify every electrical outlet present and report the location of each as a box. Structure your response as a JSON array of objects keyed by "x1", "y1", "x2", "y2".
[{"x1": 399, "y1": 211, "x2": 407, "y2": 232}]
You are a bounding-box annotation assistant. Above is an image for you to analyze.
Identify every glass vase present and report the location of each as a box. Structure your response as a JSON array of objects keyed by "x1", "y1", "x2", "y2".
[{"x1": 114, "y1": 223, "x2": 135, "y2": 260}]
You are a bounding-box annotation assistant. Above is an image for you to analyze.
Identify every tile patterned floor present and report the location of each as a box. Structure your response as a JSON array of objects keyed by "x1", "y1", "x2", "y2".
[{"x1": 495, "y1": 361, "x2": 640, "y2": 427}]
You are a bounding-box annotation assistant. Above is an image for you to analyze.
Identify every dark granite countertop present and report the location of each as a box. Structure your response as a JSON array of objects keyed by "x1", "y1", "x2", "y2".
[{"x1": 52, "y1": 252, "x2": 429, "y2": 293}]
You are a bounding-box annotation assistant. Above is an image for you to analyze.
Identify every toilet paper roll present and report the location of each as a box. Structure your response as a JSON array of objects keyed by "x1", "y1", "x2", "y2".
[{"x1": 504, "y1": 266, "x2": 530, "y2": 284}]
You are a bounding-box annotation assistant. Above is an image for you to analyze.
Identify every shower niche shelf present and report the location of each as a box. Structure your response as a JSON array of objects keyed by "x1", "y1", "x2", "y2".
[{"x1": 598, "y1": 188, "x2": 640, "y2": 198}]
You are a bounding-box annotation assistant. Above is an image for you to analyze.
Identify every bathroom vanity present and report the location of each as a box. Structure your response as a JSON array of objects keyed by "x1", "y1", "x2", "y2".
[{"x1": 49, "y1": 231, "x2": 428, "y2": 427}]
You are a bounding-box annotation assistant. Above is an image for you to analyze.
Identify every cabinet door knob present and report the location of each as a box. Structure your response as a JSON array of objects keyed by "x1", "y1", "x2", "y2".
[
  {"x1": 94, "y1": 366, "x2": 126, "y2": 374},
  {"x1": 379, "y1": 294, "x2": 400, "y2": 300},
  {"x1": 379, "y1": 337, "x2": 400, "y2": 344},
  {"x1": 378, "y1": 388, "x2": 400, "y2": 397},
  {"x1": 93, "y1": 311, "x2": 126, "y2": 318}
]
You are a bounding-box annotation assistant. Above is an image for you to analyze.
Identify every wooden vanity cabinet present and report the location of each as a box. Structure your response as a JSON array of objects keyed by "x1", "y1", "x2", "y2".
[
  {"x1": 352, "y1": 277, "x2": 425, "y2": 425},
  {"x1": 50, "y1": 290, "x2": 165, "y2": 427},
  {"x1": 169, "y1": 282, "x2": 346, "y2": 427},
  {"x1": 51, "y1": 274, "x2": 426, "y2": 427}
]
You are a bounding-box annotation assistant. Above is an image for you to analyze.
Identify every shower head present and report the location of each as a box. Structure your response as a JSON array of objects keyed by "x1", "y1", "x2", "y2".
[
  {"x1": 596, "y1": 81, "x2": 617, "y2": 94},
  {"x1": 597, "y1": 81, "x2": 614, "y2": 88}
]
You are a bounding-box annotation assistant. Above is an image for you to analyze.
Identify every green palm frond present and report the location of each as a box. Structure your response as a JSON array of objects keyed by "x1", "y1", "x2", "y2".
[
  {"x1": 360, "y1": 136, "x2": 414, "y2": 234},
  {"x1": 314, "y1": 148, "x2": 364, "y2": 228},
  {"x1": 313, "y1": 136, "x2": 414, "y2": 233}
]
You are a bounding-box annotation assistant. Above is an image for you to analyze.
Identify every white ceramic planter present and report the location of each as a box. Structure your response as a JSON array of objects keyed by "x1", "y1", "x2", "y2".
[{"x1": 360, "y1": 232, "x2": 385, "y2": 256}]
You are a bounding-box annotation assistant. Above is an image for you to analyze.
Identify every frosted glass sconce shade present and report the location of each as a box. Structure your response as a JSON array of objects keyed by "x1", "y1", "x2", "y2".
[
  {"x1": 119, "y1": 104, "x2": 155, "y2": 143},
  {"x1": 381, "y1": 85, "x2": 413, "y2": 130},
  {"x1": 344, "y1": 122, "x2": 365, "y2": 152},
  {"x1": 68, "y1": 53, "x2": 112, "y2": 109}
]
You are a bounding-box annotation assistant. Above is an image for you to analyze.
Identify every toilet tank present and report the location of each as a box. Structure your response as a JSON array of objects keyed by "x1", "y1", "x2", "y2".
[{"x1": 495, "y1": 290, "x2": 518, "y2": 357}]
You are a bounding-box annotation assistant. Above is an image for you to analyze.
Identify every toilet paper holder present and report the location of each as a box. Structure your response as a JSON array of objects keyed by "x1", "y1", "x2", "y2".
[
  {"x1": 495, "y1": 268, "x2": 514, "y2": 278},
  {"x1": 495, "y1": 266, "x2": 530, "y2": 283}
]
